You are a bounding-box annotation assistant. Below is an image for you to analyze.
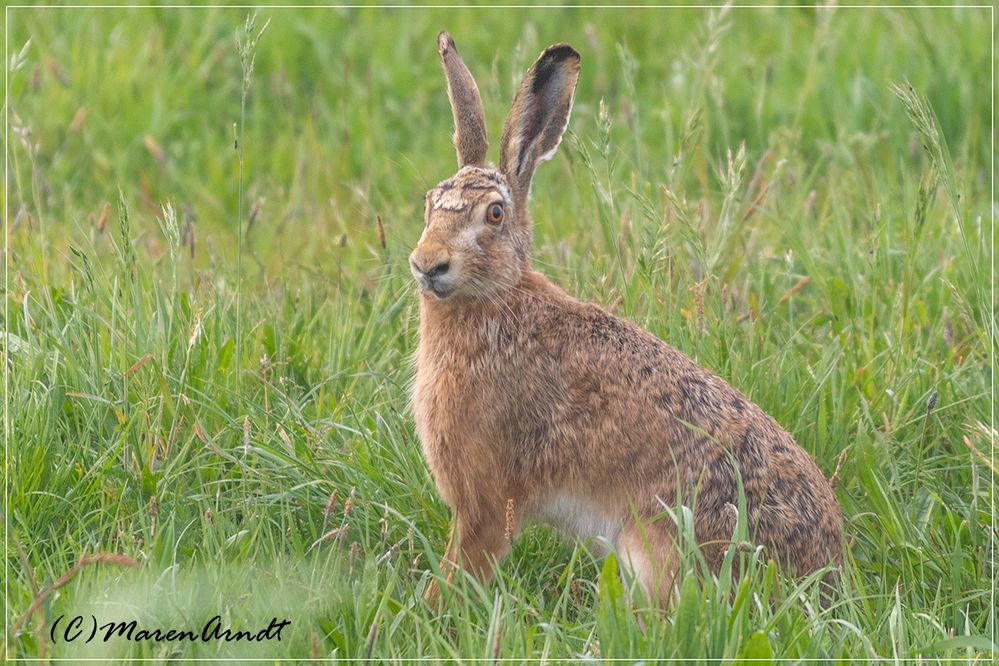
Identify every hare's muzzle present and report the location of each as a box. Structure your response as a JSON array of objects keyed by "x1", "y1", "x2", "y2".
[{"x1": 409, "y1": 249, "x2": 454, "y2": 299}]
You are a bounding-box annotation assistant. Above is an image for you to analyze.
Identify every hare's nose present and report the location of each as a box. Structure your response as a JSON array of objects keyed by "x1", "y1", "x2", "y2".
[
  {"x1": 423, "y1": 261, "x2": 450, "y2": 279},
  {"x1": 410, "y1": 255, "x2": 450, "y2": 280}
]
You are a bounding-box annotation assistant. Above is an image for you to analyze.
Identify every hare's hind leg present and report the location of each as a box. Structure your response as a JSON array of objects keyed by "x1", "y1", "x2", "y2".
[{"x1": 615, "y1": 522, "x2": 680, "y2": 607}]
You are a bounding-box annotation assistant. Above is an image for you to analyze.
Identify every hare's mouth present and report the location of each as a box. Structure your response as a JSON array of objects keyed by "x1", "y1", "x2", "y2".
[
  {"x1": 413, "y1": 273, "x2": 456, "y2": 300},
  {"x1": 425, "y1": 285, "x2": 455, "y2": 300}
]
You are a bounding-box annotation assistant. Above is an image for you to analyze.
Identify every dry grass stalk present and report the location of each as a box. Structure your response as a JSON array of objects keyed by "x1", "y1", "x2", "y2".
[
  {"x1": 829, "y1": 448, "x2": 849, "y2": 489},
  {"x1": 247, "y1": 196, "x2": 265, "y2": 236},
  {"x1": 344, "y1": 487, "x2": 356, "y2": 516},
  {"x1": 379, "y1": 506, "x2": 390, "y2": 538},
  {"x1": 12, "y1": 552, "x2": 139, "y2": 636},
  {"x1": 364, "y1": 621, "x2": 379, "y2": 659},
  {"x1": 777, "y1": 276, "x2": 812, "y2": 306},
  {"x1": 741, "y1": 179, "x2": 772, "y2": 223},
  {"x1": 69, "y1": 106, "x2": 87, "y2": 132},
  {"x1": 963, "y1": 435, "x2": 996, "y2": 476},
  {"x1": 277, "y1": 423, "x2": 293, "y2": 453},
  {"x1": 309, "y1": 525, "x2": 349, "y2": 551},
  {"x1": 322, "y1": 489, "x2": 339, "y2": 533},
  {"x1": 376, "y1": 214, "x2": 386, "y2": 249},
  {"x1": 143, "y1": 134, "x2": 165, "y2": 164},
  {"x1": 492, "y1": 619, "x2": 503, "y2": 662},
  {"x1": 376, "y1": 540, "x2": 401, "y2": 566},
  {"x1": 96, "y1": 201, "x2": 110, "y2": 233},
  {"x1": 124, "y1": 353, "x2": 152, "y2": 378}
]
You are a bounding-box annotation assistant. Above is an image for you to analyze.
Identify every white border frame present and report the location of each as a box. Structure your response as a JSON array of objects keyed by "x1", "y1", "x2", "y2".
[{"x1": 3, "y1": 2, "x2": 995, "y2": 662}]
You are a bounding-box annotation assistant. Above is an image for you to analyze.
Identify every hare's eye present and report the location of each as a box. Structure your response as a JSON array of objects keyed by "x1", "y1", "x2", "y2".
[{"x1": 486, "y1": 203, "x2": 504, "y2": 225}]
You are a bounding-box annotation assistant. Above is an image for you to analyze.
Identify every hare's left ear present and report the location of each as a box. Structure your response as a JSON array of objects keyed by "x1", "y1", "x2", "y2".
[
  {"x1": 438, "y1": 31, "x2": 489, "y2": 167},
  {"x1": 499, "y1": 43, "x2": 580, "y2": 202}
]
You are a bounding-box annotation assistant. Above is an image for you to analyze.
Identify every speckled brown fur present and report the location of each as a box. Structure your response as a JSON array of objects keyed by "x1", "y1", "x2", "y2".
[{"x1": 411, "y1": 32, "x2": 843, "y2": 604}]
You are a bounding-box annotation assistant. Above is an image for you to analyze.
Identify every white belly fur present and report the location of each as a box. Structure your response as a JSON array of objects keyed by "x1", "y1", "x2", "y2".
[{"x1": 535, "y1": 492, "x2": 622, "y2": 550}]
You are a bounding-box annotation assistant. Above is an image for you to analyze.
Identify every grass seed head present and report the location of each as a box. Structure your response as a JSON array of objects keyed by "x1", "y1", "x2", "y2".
[{"x1": 504, "y1": 499, "x2": 516, "y2": 541}]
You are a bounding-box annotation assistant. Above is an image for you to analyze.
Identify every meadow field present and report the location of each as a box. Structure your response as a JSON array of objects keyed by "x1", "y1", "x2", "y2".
[{"x1": 3, "y1": 3, "x2": 995, "y2": 662}]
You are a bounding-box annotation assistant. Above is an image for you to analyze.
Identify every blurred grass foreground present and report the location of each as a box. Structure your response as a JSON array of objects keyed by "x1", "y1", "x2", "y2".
[{"x1": 4, "y1": 4, "x2": 995, "y2": 661}]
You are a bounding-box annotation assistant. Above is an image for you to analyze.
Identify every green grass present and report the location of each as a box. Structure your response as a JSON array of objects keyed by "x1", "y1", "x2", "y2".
[{"x1": 3, "y1": 4, "x2": 995, "y2": 662}]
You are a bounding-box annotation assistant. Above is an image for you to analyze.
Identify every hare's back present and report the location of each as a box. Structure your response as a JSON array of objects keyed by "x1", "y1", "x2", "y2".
[{"x1": 521, "y1": 294, "x2": 842, "y2": 572}]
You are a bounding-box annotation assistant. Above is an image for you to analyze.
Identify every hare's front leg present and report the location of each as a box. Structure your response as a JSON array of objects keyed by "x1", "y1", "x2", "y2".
[{"x1": 424, "y1": 508, "x2": 511, "y2": 603}]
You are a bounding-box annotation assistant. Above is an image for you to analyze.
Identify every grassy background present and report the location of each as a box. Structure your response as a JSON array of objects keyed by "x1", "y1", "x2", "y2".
[{"x1": 4, "y1": 3, "x2": 995, "y2": 661}]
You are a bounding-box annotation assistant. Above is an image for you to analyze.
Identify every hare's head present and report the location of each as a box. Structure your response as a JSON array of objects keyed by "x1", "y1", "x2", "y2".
[{"x1": 409, "y1": 32, "x2": 580, "y2": 301}]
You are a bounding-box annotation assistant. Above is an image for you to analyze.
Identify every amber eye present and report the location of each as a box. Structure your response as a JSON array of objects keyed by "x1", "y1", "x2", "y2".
[{"x1": 485, "y1": 203, "x2": 504, "y2": 225}]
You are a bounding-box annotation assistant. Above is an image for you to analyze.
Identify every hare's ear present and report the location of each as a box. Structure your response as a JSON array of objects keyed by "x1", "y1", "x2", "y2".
[
  {"x1": 499, "y1": 43, "x2": 580, "y2": 200},
  {"x1": 438, "y1": 31, "x2": 489, "y2": 167}
]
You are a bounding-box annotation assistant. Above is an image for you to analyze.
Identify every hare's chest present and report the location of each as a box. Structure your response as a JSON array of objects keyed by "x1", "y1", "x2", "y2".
[
  {"x1": 412, "y1": 343, "x2": 503, "y2": 505},
  {"x1": 412, "y1": 328, "x2": 511, "y2": 427},
  {"x1": 412, "y1": 344, "x2": 488, "y2": 451}
]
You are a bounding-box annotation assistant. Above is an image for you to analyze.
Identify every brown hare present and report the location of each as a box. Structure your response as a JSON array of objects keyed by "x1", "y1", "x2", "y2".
[{"x1": 410, "y1": 31, "x2": 843, "y2": 605}]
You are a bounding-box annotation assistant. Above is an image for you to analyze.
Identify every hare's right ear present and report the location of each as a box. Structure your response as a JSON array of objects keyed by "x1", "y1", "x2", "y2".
[
  {"x1": 499, "y1": 43, "x2": 580, "y2": 202},
  {"x1": 438, "y1": 31, "x2": 489, "y2": 167}
]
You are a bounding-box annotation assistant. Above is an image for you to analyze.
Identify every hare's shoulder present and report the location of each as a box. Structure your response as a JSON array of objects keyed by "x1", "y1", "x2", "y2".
[{"x1": 524, "y1": 286, "x2": 696, "y2": 376}]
